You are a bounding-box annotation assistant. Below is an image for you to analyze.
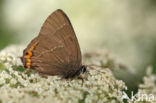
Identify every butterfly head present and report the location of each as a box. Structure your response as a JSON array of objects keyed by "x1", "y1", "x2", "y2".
[{"x1": 80, "y1": 65, "x2": 87, "y2": 74}]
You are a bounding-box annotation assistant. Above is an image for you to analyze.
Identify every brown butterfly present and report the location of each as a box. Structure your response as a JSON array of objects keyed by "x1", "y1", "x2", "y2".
[{"x1": 21, "y1": 9, "x2": 86, "y2": 78}]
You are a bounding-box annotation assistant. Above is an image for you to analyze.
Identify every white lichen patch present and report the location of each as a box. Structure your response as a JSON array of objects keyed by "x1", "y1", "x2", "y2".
[{"x1": 0, "y1": 45, "x2": 127, "y2": 103}]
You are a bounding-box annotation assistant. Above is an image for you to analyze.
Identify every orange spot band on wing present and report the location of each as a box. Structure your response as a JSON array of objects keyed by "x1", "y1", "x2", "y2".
[
  {"x1": 30, "y1": 41, "x2": 38, "y2": 51},
  {"x1": 27, "y1": 65, "x2": 30, "y2": 68},
  {"x1": 27, "y1": 59, "x2": 31, "y2": 63},
  {"x1": 26, "y1": 62, "x2": 31, "y2": 65},
  {"x1": 24, "y1": 41, "x2": 38, "y2": 69}
]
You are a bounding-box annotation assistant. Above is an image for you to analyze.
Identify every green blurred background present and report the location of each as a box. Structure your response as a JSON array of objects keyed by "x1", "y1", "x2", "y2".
[{"x1": 0, "y1": 0, "x2": 156, "y2": 94}]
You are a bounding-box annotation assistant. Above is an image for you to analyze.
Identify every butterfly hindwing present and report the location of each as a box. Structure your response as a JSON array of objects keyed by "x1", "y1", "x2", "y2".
[{"x1": 22, "y1": 9, "x2": 82, "y2": 77}]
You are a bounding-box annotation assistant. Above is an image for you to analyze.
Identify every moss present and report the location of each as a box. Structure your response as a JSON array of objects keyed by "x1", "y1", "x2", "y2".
[
  {"x1": 4, "y1": 69, "x2": 10, "y2": 74},
  {"x1": 0, "y1": 45, "x2": 155, "y2": 103},
  {"x1": 0, "y1": 63, "x2": 5, "y2": 72},
  {"x1": 29, "y1": 78, "x2": 38, "y2": 83},
  {"x1": 78, "y1": 91, "x2": 89, "y2": 103},
  {"x1": 5, "y1": 78, "x2": 10, "y2": 84},
  {"x1": 9, "y1": 81, "x2": 24, "y2": 88},
  {"x1": 12, "y1": 65, "x2": 25, "y2": 72},
  {"x1": 27, "y1": 91, "x2": 39, "y2": 97},
  {"x1": 11, "y1": 73, "x2": 18, "y2": 79},
  {"x1": 24, "y1": 69, "x2": 37, "y2": 77},
  {"x1": 0, "y1": 84, "x2": 4, "y2": 88}
]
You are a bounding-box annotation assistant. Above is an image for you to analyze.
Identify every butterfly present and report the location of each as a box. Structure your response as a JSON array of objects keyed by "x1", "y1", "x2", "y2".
[{"x1": 21, "y1": 9, "x2": 86, "y2": 78}]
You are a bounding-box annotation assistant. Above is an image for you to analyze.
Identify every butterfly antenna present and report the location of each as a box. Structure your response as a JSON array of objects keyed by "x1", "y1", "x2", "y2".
[
  {"x1": 86, "y1": 64, "x2": 106, "y2": 68},
  {"x1": 85, "y1": 64, "x2": 108, "y2": 74}
]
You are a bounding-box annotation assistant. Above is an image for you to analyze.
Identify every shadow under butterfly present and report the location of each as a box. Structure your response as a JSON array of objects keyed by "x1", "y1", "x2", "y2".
[{"x1": 21, "y1": 9, "x2": 87, "y2": 78}]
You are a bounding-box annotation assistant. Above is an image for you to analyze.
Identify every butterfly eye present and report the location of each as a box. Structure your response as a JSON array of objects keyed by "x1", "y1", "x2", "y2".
[
  {"x1": 81, "y1": 65, "x2": 87, "y2": 73},
  {"x1": 25, "y1": 51, "x2": 32, "y2": 56},
  {"x1": 25, "y1": 52, "x2": 29, "y2": 55}
]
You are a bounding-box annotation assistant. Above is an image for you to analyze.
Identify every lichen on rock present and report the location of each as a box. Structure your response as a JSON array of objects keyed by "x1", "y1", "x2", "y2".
[
  {"x1": 0, "y1": 45, "x2": 127, "y2": 103},
  {"x1": 0, "y1": 45, "x2": 155, "y2": 103}
]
